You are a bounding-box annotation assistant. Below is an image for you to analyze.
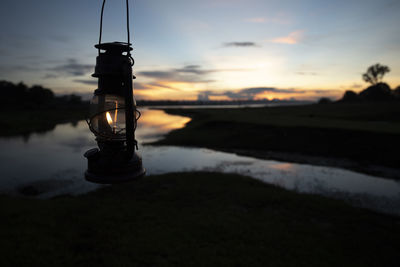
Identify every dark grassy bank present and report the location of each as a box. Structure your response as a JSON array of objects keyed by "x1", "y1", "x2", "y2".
[
  {"x1": 155, "y1": 103, "x2": 400, "y2": 178},
  {"x1": 0, "y1": 109, "x2": 88, "y2": 137},
  {"x1": 1, "y1": 172, "x2": 399, "y2": 266}
]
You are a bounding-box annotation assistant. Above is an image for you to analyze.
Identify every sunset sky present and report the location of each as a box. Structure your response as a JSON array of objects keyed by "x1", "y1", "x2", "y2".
[{"x1": 0, "y1": 0, "x2": 399, "y2": 101}]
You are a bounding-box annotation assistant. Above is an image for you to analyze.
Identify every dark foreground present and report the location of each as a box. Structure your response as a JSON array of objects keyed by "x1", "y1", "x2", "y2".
[
  {"x1": 155, "y1": 103, "x2": 400, "y2": 179},
  {"x1": 1, "y1": 172, "x2": 399, "y2": 267}
]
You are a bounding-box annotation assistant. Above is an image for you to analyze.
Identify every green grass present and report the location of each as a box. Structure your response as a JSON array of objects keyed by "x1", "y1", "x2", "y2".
[
  {"x1": 0, "y1": 108, "x2": 88, "y2": 136},
  {"x1": 0, "y1": 172, "x2": 399, "y2": 267},
  {"x1": 155, "y1": 103, "x2": 400, "y2": 170}
]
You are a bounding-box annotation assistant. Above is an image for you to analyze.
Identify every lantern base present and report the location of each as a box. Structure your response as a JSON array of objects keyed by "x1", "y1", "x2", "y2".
[{"x1": 84, "y1": 148, "x2": 145, "y2": 184}]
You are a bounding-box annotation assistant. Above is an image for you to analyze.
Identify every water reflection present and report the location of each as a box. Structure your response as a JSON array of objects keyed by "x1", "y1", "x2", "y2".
[
  {"x1": 137, "y1": 109, "x2": 191, "y2": 143},
  {"x1": 0, "y1": 108, "x2": 399, "y2": 215},
  {"x1": 269, "y1": 163, "x2": 294, "y2": 171}
]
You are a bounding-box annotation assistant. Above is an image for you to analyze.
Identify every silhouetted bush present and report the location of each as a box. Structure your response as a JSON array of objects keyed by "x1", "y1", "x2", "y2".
[
  {"x1": 393, "y1": 86, "x2": 400, "y2": 99},
  {"x1": 359, "y1": 83, "x2": 394, "y2": 101},
  {"x1": 339, "y1": 83, "x2": 399, "y2": 103}
]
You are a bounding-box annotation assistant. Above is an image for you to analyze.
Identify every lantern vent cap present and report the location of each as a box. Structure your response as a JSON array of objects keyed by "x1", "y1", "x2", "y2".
[{"x1": 95, "y1": 42, "x2": 133, "y2": 55}]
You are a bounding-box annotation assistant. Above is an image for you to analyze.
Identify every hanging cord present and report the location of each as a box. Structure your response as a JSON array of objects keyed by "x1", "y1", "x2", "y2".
[
  {"x1": 98, "y1": 0, "x2": 133, "y2": 56},
  {"x1": 98, "y1": 0, "x2": 106, "y2": 55},
  {"x1": 126, "y1": 0, "x2": 135, "y2": 65},
  {"x1": 126, "y1": 0, "x2": 131, "y2": 56}
]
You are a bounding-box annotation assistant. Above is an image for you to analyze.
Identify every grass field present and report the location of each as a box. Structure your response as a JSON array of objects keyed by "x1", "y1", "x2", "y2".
[
  {"x1": 155, "y1": 103, "x2": 400, "y2": 174},
  {"x1": 1, "y1": 172, "x2": 399, "y2": 267}
]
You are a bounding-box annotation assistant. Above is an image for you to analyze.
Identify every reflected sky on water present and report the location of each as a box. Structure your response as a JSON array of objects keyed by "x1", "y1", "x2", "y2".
[
  {"x1": 137, "y1": 109, "x2": 191, "y2": 143},
  {"x1": 0, "y1": 108, "x2": 399, "y2": 215}
]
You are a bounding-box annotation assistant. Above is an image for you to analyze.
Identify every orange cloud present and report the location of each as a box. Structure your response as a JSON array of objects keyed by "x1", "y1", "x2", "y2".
[
  {"x1": 135, "y1": 81, "x2": 203, "y2": 100},
  {"x1": 270, "y1": 30, "x2": 304, "y2": 44}
]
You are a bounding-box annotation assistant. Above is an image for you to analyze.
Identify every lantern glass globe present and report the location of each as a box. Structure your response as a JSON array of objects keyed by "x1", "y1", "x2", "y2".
[{"x1": 89, "y1": 94, "x2": 126, "y2": 140}]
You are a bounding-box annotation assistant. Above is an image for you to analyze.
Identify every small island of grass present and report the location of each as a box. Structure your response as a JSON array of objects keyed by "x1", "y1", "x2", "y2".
[{"x1": 155, "y1": 101, "x2": 400, "y2": 179}]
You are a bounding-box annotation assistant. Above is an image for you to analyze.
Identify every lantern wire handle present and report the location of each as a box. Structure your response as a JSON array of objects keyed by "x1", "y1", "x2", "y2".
[
  {"x1": 126, "y1": 0, "x2": 131, "y2": 57},
  {"x1": 98, "y1": 0, "x2": 106, "y2": 55},
  {"x1": 98, "y1": 0, "x2": 133, "y2": 56}
]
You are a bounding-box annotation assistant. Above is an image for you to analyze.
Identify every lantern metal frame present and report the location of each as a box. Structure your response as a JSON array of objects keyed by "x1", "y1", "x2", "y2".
[
  {"x1": 83, "y1": 0, "x2": 145, "y2": 184},
  {"x1": 84, "y1": 42, "x2": 145, "y2": 184}
]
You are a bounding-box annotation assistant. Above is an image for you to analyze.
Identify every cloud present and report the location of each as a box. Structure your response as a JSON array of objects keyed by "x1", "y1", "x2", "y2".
[
  {"x1": 139, "y1": 65, "x2": 216, "y2": 79},
  {"x1": 47, "y1": 59, "x2": 93, "y2": 77},
  {"x1": 132, "y1": 82, "x2": 149, "y2": 90},
  {"x1": 270, "y1": 30, "x2": 304, "y2": 44},
  {"x1": 226, "y1": 87, "x2": 304, "y2": 99},
  {"x1": 198, "y1": 87, "x2": 346, "y2": 101},
  {"x1": 73, "y1": 79, "x2": 97, "y2": 85},
  {"x1": 224, "y1": 42, "x2": 257, "y2": 47},
  {"x1": 138, "y1": 65, "x2": 246, "y2": 85},
  {"x1": 177, "y1": 65, "x2": 216, "y2": 75},
  {"x1": 138, "y1": 71, "x2": 173, "y2": 79},
  {"x1": 198, "y1": 87, "x2": 306, "y2": 101},
  {"x1": 0, "y1": 64, "x2": 36, "y2": 74},
  {"x1": 134, "y1": 81, "x2": 182, "y2": 91},
  {"x1": 296, "y1": 71, "x2": 318, "y2": 76},
  {"x1": 350, "y1": 83, "x2": 363, "y2": 89},
  {"x1": 136, "y1": 65, "x2": 253, "y2": 93},
  {"x1": 311, "y1": 89, "x2": 342, "y2": 94},
  {"x1": 43, "y1": 74, "x2": 58, "y2": 79},
  {"x1": 246, "y1": 17, "x2": 266, "y2": 23},
  {"x1": 197, "y1": 91, "x2": 213, "y2": 101},
  {"x1": 72, "y1": 79, "x2": 181, "y2": 92}
]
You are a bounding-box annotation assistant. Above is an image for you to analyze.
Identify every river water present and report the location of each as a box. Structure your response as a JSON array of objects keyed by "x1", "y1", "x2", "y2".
[{"x1": 0, "y1": 108, "x2": 399, "y2": 215}]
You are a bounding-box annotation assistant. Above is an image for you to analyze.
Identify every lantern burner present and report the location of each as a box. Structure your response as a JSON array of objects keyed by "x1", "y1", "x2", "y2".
[{"x1": 84, "y1": 147, "x2": 144, "y2": 184}]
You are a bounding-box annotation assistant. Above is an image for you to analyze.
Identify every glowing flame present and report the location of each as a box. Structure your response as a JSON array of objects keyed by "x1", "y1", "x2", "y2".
[
  {"x1": 114, "y1": 101, "x2": 118, "y2": 123},
  {"x1": 106, "y1": 112, "x2": 113, "y2": 125}
]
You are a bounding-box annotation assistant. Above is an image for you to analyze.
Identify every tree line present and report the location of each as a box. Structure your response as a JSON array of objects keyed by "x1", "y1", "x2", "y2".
[{"x1": 0, "y1": 80, "x2": 88, "y2": 110}]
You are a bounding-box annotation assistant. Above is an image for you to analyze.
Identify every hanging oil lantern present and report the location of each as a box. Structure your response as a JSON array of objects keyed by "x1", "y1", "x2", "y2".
[{"x1": 84, "y1": 0, "x2": 145, "y2": 183}]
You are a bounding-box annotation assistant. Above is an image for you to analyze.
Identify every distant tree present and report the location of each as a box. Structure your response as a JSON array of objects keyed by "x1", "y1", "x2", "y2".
[
  {"x1": 362, "y1": 63, "x2": 390, "y2": 85},
  {"x1": 359, "y1": 83, "x2": 393, "y2": 101}
]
